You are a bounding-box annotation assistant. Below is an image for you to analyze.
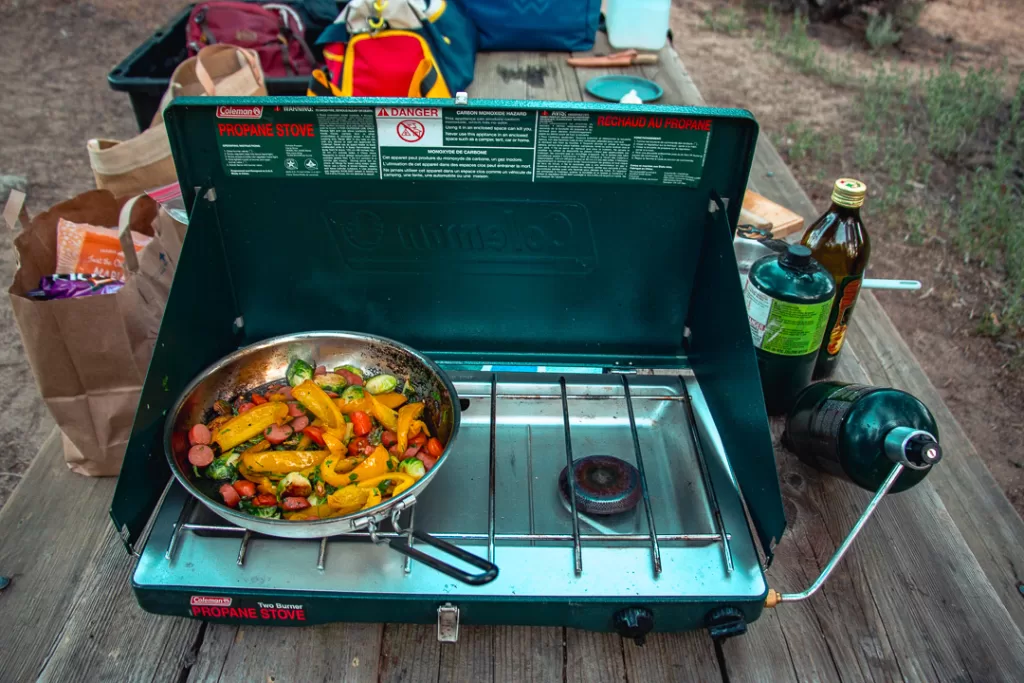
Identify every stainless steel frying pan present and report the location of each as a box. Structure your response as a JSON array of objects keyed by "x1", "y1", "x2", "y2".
[{"x1": 164, "y1": 331, "x2": 498, "y2": 585}]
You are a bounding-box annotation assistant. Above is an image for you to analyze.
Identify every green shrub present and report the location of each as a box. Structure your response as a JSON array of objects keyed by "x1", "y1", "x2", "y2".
[{"x1": 866, "y1": 14, "x2": 902, "y2": 50}]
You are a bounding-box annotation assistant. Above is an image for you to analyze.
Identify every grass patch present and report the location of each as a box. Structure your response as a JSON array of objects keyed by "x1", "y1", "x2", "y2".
[
  {"x1": 761, "y1": 11, "x2": 1024, "y2": 328},
  {"x1": 703, "y1": 6, "x2": 746, "y2": 35},
  {"x1": 866, "y1": 14, "x2": 902, "y2": 51}
]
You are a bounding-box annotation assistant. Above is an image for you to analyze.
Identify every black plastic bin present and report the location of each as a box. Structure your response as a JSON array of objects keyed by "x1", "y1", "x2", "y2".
[{"x1": 109, "y1": 2, "x2": 329, "y2": 131}]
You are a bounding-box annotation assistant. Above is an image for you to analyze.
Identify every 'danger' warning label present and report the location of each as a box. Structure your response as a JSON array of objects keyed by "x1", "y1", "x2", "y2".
[{"x1": 215, "y1": 105, "x2": 710, "y2": 186}]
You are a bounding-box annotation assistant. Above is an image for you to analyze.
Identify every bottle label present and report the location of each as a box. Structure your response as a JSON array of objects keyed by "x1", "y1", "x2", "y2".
[
  {"x1": 823, "y1": 276, "x2": 863, "y2": 356},
  {"x1": 744, "y1": 280, "x2": 833, "y2": 356}
]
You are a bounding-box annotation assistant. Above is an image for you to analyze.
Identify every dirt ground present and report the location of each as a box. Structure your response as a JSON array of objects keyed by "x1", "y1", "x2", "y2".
[
  {"x1": 672, "y1": 0, "x2": 1024, "y2": 514},
  {"x1": 0, "y1": 0, "x2": 1021, "y2": 519}
]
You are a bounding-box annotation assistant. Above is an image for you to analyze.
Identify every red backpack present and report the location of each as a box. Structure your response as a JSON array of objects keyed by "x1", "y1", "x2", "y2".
[{"x1": 186, "y1": 2, "x2": 317, "y2": 77}]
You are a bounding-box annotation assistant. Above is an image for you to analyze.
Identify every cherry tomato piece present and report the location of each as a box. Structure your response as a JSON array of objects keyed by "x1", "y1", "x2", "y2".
[
  {"x1": 349, "y1": 436, "x2": 369, "y2": 456},
  {"x1": 253, "y1": 493, "x2": 278, "y2": 507},
  {"x1": 351, "y1": 411, "x2": 373, "y2": 436},
  {"x1": 232, "y1": 480, "x2": 256, "y2": 498},
  {"x1": 409, "y1": 433, "x2": 427, "y2": 447},
  {"x1": 426, "y1": 437, "x2": 444, "y2": 458},
  {"x1": 303, "y1": 425, "x2": 326, "y2": 446},
  {"x1": 250, "y1": 393, "x2": 268, "y2": 405}
]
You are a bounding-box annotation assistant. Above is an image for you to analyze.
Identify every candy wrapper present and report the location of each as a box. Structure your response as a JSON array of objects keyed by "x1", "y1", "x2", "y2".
[{"x1": 26, "y1": 274, "x2": 124, "y2": 301}]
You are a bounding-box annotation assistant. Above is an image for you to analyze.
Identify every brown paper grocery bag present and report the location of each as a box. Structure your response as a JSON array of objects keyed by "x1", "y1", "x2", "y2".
[
  {"x1": 4, "y1": 189, "x2": 184, "y2": 475},
  {"x1": 88, "y1": 45, "x2": 266, "y2": 198}
]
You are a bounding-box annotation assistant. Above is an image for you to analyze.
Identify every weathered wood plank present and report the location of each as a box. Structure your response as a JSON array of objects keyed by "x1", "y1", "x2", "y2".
[
  {"x1": 35, "y1": 522, "x2": 203, "y2": 683},
  {"x1": 492, "y1": 626, "x2": 564, "y2": 683},
  {"x1": 622, "y1": 632, "x2": 723, "y2": 682},
  {"x1": 0, "y1": 431, "x2": 202, "y2": 683},
  {"x1": 438, "y1": 625, "x2": 492, "y2": 683},
  {"x1": 565, "y1": 630, "x2": 625, "y2": 683},
  {"x1": 188, "y1": 622, "x2": 381, "y2": 683},
  {"x1": 379, "y1": 623, "x2": 441, "y2": 683}
]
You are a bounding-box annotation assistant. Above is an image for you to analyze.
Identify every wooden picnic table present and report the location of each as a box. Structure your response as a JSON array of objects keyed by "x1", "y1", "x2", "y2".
[{"x1": 3, "y1": 37, "x2": 1024, "y2": 683}]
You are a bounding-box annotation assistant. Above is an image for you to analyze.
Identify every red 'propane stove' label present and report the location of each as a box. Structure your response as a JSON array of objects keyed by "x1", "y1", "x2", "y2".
[{"x1": 188, "y1": 596, "x2": 307, "y2": 621}]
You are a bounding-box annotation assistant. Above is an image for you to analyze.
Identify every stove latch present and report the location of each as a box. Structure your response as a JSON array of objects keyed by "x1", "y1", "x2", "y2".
[{"x1": 437, "y1": 603, "x2": 460, "y2": 643}]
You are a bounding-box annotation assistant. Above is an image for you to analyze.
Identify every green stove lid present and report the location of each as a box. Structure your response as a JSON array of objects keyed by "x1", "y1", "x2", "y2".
[
  {"x1": 162, "y1": 97, "x2": 758, "y2": 369},
  {"x1": 113, "y1": 97, "x2": 784, "y2": 562}
]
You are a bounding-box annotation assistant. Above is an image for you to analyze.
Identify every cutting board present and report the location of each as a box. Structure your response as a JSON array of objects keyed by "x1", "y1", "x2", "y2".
[{"x1": 741, "y1": 190, "x2": 805, "y2": 239}]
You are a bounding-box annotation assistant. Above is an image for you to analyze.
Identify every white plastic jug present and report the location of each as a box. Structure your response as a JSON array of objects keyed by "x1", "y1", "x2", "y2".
[{"x1": 606, "y1": 0, "x2": 672, "y2": 51}]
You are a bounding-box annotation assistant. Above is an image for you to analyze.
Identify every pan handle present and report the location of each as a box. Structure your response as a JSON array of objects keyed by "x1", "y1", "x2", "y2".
[{"x1": 388, "y1": 530, "x2": 499, "y2": 586}]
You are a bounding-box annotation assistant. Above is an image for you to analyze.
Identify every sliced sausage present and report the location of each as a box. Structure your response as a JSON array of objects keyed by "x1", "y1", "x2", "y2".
[
  {"x1": 278, "y1": 385, "x2": 294, "y2": 399},
  {"x1": 237, "y1": 402, "x2": 256, "y2": 414},
  {"x1": 189, "y1": 423, "x2": 211, "y2": 446},
  {"x1": 253, "y1": 493, "x2": 278, "y2": 507},
  {"x1": 264, "y1": 423, "x2": 294, "y2": 445},
  {"x1": 290, "y1": 415, "x2": 310, "y2": 433},
  {"x1": 338, "y1": 369, "x2": 363, "y2": 386},
  {"x1": 282, "y1": 496, "x2": 311, "y2": 511},
  {"x1": 287, "y1": 402, "x2": 306, "y2": 418},
  {"x1": 403, "y1": 446, "x2": 422, "y2": 460},
  {"x1": 418, "y1": 452, "x2": 438, "y2": 471},
  {"x1": 219, "y1": 483, "x2": 241, "y2": 508},
  {"x1": 188, "y1": 444, "x2": 215, "y2": 467},
  {"x1": 314, "y1": 365, "x2": 327, "y2": 376},
  {"x1": 381, "y1": 430, "x2": 397, "y2": 447}
]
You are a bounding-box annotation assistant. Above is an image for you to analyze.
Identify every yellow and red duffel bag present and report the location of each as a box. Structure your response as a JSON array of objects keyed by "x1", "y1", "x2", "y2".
[{"x1": 307, "y1": 0, "x2": 477, "y2": 99}]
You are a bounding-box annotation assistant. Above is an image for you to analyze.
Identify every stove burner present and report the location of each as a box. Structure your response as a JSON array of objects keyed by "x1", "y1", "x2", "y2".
[{"x1": 559, "y1": 455, "x2": 642, "y2": 516}]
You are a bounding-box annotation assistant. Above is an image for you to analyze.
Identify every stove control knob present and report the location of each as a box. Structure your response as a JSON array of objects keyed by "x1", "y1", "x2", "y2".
[{"x1": 614, "y1": 606, "x2": 654, "y2": 645}]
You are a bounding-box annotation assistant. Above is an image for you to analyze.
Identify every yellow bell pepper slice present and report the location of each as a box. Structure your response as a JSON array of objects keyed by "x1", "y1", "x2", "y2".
[
  {"x1": 334, "y1": 395, "x2": 375, "y2": 415},
  {"x1": 397, "y1": 402, "x2": 425, "y2": 453},
  {"x1": 212, "y1": 402, "x2": 289, "y2": 451},
  {"x1": 284, "y1": 503, "x2": 350, "y2": 520},
  {"x1": 369, "y1": 395, "x2": 399, "y2": 432},
  {"x1": 327, "y1": 485, "x2": 370, "y2": 513},
  {"x1": 322, "y1": 431, "x2": 346, "y2": 457},
  {"x1": 292, "y1": 380, "x2": 345, "y2": 432},
  {"x1": 374, "y1": 392, "x2": 408, "y2": 409},
  {"x1": 349, "y1": 445, "x2": 391, "y2": 482},
  {"x1": 240, "y1": 449, "x2": 327, "y2": 477},
  {"x1": 361, "y1": 489, "x2": 382, "y2": 510},
  {"x1": 319, "y1": 456, "x2": 352, "y2": 488},
  {"x1": 356, "y1": 472, "x2": 416, "y2": 496},
  {"x1": 409, "y1": 420, "x2": 430, "y2": 437}
]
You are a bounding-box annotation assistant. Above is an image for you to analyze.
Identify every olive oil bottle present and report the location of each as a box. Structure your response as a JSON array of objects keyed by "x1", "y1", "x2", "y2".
[{"x1": 801, "y1": 178, "x2": 871, "y2": 379}]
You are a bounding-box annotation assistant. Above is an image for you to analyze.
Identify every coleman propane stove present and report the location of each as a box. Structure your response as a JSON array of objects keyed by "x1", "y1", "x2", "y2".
[{"x1": 111, "y1": 96, "x2": 899, "y2": 642}]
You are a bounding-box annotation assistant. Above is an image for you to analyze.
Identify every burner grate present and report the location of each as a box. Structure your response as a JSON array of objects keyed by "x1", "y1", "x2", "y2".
[{"x1": 161, "y1": 374, "x2": 734, "y2": 577}]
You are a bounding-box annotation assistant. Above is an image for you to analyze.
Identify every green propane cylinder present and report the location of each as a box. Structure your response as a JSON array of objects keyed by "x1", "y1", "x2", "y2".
[
  {"x1": 783, "y1": 382, "x2": 943, "y2": 492},
  {"x1": 744, "y1": 245, "x2": 836, "y2": 416}
]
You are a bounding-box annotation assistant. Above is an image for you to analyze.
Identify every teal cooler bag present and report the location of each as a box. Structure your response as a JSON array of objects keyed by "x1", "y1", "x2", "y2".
[{"x1": 462, "y1": 0, "x2": 601, "y2": 51}]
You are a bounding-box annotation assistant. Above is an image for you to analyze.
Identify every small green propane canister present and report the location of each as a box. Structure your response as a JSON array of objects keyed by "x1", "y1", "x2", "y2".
[
  {"x1": 744, "y1": 245, "x2": 836, "y2": 416},
  {"x1": 783, "y1": 382, "x2": 943, "y2": 492}
]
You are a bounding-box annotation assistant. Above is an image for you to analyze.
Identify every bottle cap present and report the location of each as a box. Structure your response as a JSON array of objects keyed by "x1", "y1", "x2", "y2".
[
  {"x1": 831, "y1": 178, "x2": 866, "y2": 209},
  {"x1": 781, "y1": 244, "x2": 812, "y2": 268}
]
